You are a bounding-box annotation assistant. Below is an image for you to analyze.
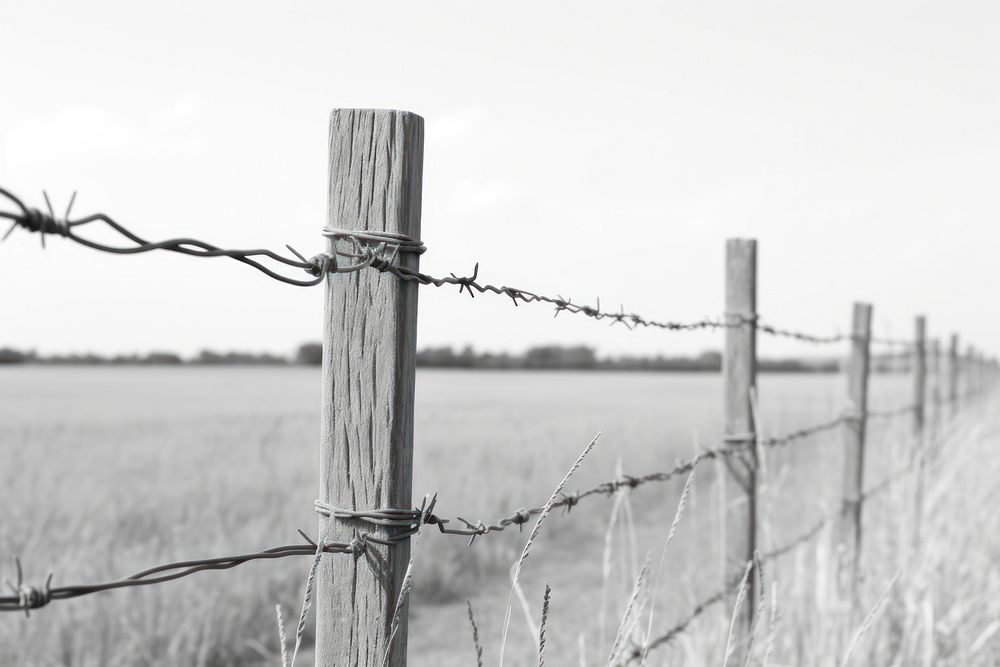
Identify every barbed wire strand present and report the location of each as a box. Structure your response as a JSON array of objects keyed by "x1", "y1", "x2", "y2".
[
  {"x1": 1, "y1": 187, "x2": 913, "y2": 346},
  {"x1": 0, "y1": 188, "x2": 337, "y2": 287},
  {"x1": 0, "y1": 538, "x2": 362, "y2": 614},
  {"x1": 0, "y1": 394, "x2": 929, "y2": 616},
  {"x1": 314, "y1": 400, "x2": 922, "y2": 549}
]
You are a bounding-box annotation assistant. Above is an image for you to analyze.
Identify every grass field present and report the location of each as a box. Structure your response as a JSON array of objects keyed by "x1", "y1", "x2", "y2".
[{"x1": 0, "y1": 366, "x2": 994, "y2": 666}]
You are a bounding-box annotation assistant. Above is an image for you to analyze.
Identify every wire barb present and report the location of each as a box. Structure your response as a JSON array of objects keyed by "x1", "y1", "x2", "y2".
[
  {"x1": 0, "y1": 188, "x2": 334, "y2": 287},
  {"x1": 3, "y1": 559, "x2": 53, "y2": 617},
  {"x1": 1, "y1": 187, "x2": 917, "y2": 346},
  {"x1": 0, "y1": 538, "x2": 359, "y2": 613}
]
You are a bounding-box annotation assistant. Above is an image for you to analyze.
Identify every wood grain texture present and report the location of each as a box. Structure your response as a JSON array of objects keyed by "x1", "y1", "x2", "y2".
[
  {"x1": 317, "y1": 109, "x2": 424, "y2": 667},
  {"x1": 839, "y1": 302, "x2": 871, "y2": 593},
  {"x1": 722, "y1": 238, "x2": 757, "y2": 637}
]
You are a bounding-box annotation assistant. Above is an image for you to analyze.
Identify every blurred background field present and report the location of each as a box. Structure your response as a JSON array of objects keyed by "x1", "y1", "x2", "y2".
[{"x1": 2, "y1": 365, "x2": 971, "y2": 666}]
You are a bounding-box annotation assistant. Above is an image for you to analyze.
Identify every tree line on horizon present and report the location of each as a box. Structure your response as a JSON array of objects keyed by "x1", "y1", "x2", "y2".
[{"x1": 0, "y1": 343, "x2": 903, "y2": 373}]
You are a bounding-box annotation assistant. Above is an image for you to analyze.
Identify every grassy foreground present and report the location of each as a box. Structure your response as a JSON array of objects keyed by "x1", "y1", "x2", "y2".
[{"x1": 0, "y1": 368, "x2": 995, "y2": 665}]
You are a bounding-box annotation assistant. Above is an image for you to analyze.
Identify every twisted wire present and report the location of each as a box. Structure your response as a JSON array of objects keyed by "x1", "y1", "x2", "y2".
[
  {"x1": 761, "y1": 415, "x2": 847, "y2": 448},
  {"x1": 0, "y1": 537, "x2": 366, "y2": 614},
  {"x1": 0, "y1": 188, "x2": 337, "y2": 287},
  {"x1": 2, "y1": 187, "x2": 917, "y2": 346},
  {"x1": 626, "y1": 588, "x2": 728, "y2": 661},
  {"x1": 867, "y1": 404, "x2": 918, "y2": 420},
  {"x1": 860, "y1": 457, "x2": 919, "y2": 502},
  {"x1": 431, "y1": 445, "x2": 743, "y2": 545},
  {"x1": 0, "y1": 425, "x2": 935, "y2": 616},
  {"x1": 313, "y1": 402, "x2": 925, "y2": 551},
  {"x1": 633, "y1": 443, "x2": 925, "y2": 659}
]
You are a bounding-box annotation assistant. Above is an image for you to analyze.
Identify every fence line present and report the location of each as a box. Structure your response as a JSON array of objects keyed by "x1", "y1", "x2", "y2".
[
  {"x1": 3, "y1": 105, "x2": 1000, "y2": 666},
  {"x1": 0, "y1": 396, "x2": 942, "y2": 616},
  {"x1": 1, "y1": 185, "x2": 917, "y2": 348},
  {"x1": 635, "y1": 431, "x2": 951, "y2": 662}
]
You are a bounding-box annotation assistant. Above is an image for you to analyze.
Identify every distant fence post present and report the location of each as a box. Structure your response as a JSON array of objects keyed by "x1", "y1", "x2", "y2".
[
  {"x1": 317, "y1": 108, "x2": 424, "y2": 667},
  {"x1": 913, "y1": 316, "x2": 926, "y2": 433},
  {"x1": 967, "y1": 345, "x2": 977, "y2": 399},
  {"x1": 723, "y1": 238, "x2": 758, "y2": 637},
  {"x1": 930, "y1": 338, "x2": 941, "y2": 442},
  {"x1": 911, "y1": 317, "x2": 927, "y2": 550},
  {"x1": 976, "y1": 351, "x2": 985, "y2": 396},
  {"x1": 949, "y1": 334, "x2": 960, "y2": 416},
  {"x1": 839, "y1": 302, "x2": 872, "y2": 597}
]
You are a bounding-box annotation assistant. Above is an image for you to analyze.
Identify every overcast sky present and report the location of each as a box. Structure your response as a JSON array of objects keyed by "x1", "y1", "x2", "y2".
[{"x1": 1, "y1": 2, "x2": 998, "y2": 358}]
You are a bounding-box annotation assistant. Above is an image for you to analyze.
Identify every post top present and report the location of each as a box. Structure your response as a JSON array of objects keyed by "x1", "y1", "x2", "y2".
[{"x1": 329, "y1": 108, "x2": 424, "y2": 121}]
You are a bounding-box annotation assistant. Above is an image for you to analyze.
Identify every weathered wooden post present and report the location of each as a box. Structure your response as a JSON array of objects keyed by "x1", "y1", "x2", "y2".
[
  {"x1": 839, "y1": 302, "x2": 872, "y2": 596},
  {"x1": 911, "y1": 317, "x2": 927, "y2": 549},
  {"x1": 930, "y1": 338, "x2": 941, "y2": 443},
  {"x1": 949, "y1": 334, "x2": 959, "y2": 417},
  {"x1": 976, "y1": 351, "x2": 985, "y2": 396},
  {"x1": 723, "y1": 238, "x2": 758, "y2": 636},
  {"x1": 913, "y1": 317, "x2": 926, "y2": 433},
  {"x1": 318, "y1": 109, "x2": 424, "y2": 667},
  {"x1": 965, "y1": 346, "x2": 973, "y2": 398}
]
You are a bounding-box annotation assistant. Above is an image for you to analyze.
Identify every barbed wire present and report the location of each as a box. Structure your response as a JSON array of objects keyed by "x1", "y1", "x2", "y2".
[
  {"x1": 867, "y1": 404, "x2": 918, "y2": 420},
  {"x1": 2, "y1": 188, "x2": 917, "y2": 346},
  {"x1": 0, "y1": 188, "x2": 337, "y2": 287},
  {"x1": 0, "y1": 535, "x2": 364, "y2": 615},
  {"x1": 0, "y1": 389, "x2": 934, "y2": 616},
  {"x1": 312, "y1": 402, "x2": 923, "y2": 550},
  {"x1": 632, "y1": 452, "x2": 923, "y2": 659},
  {"x1": 628, "y1": 587, "x2": 728, "y2": 660},
  {"x1": 760, "y1": 415, "x2": 847, "y2": 448},
  {"x1": 316, "y1": 445, "x2": 744, "y2": 547}
]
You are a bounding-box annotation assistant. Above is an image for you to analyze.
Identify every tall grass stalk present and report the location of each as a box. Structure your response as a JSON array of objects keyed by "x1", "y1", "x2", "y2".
[
  {"x1": 275, "y1": 605, "x2": 289, "y2": 667},
  {"x1": 607, "y1": 557, "x2": 651, "y2": 666},
  {"x1": 498, "y1": 432, "x2": 602, "y2": 667},
  {"x1": 513, "y1": 576, "x2": 540, "y2": 651},
  {"x1": 538, "y1": 584, "x2": 552, "y2": 667},
  {"x1": 381, "y1": 548, "x2": 417, "y2": 667},
  {"x1": 466, "y1": 601, "x2": 484, "y2": 667},
  {"x1": 721, "y1": 561, "x2": 754, "y2": 667},
  {"x1": 638, "y1": 466, "x2": 697, "y2": 665},
  {"x1": 599, "y1": 459, "x2": 630, "y2": 649},
  {"x1": 840, "y1": 571, "x2": 902, "y2": 667}
]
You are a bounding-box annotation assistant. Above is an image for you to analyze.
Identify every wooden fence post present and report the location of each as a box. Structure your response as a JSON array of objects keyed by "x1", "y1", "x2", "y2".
[
  {"x1": 949, "y1": 334, "x2": 959, "y2": 416},
  {"x1": 967, "y1": 345, "x2": 977, "y2": 398},
  {"x1": 913, "y1": 317, "x2": 926, "y2": 433},
  {"x1": 839, "y1": 302, "x2": 872, "y2": 596},
  {"x1": 723, "y1": 238, "x2": 758, "y2": 636},
  {"x1": 930, "y1": 338, "x2": 941, "y2": 442},
  {"x1": 317, "y1": 108, "x2": 424, "y2": 667},
  {"x1": 911, "y1": 317, "x2": 927, "y2": 549},
  {"x1": 977, "y1": 351, "x2": 985, "y2": 396}
]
